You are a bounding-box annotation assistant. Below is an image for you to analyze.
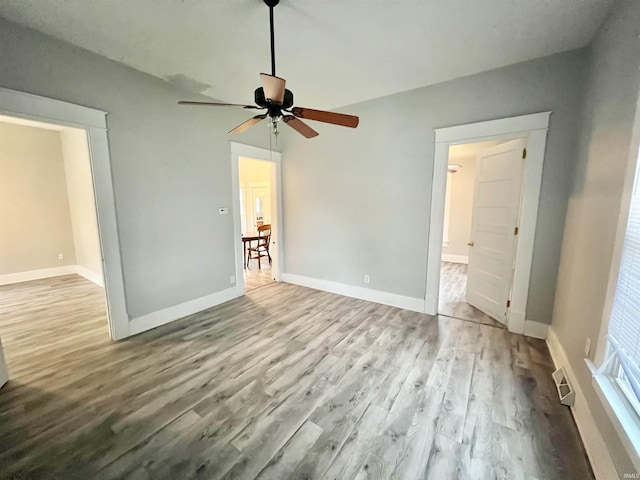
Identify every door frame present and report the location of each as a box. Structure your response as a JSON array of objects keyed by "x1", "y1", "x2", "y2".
[
  {"x1": 424, "y1": 111, "x2": 551, "y2": 334},
  {"x1": 230, "y1": 142, "x2": 283, "y2": 295},
  {"x1": 0, "y1": 87, "x2": 129, "y2": 340},
  {"x1": 246, "y1": 181, "x2": 272, "y2": 232}
]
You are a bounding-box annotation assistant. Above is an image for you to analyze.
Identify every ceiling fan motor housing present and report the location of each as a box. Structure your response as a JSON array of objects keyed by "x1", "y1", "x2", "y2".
[{"x1": 254, "y1": 87, "x2": 294, "y2": 111}]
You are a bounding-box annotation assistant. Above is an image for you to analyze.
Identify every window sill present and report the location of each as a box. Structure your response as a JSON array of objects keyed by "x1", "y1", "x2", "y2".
[{"x1": 587, "y1": 358, "x2": 640, "y2": 472}]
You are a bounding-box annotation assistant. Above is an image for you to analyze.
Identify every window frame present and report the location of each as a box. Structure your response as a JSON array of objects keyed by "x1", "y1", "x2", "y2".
[{"x1": 591, "y1": 142, "x2": 640, "y2": 472}]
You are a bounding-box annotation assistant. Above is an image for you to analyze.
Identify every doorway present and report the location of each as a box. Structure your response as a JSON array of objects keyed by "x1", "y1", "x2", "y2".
[
  {"x1": 0, "y1": 87, "x2": 128, "y2": 342},
  {"x1": 231, "y1": 142, "x2": 283, "y2": 295},
  {"x1": 239, "y1": 156, "x2": 275, "y2": 291},
  {"x1": 425, "y1": 112, "x2": 551, "y2": 335},
  {"x1": 0, "y1": 114, "x2": 108, "y2": 387},
  {"x1": 438, "y1": 138, "x2": 525, "y2": 327}
]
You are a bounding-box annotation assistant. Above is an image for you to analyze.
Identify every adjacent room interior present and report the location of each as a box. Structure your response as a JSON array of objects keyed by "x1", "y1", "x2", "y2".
[
  {"x1": 239, "y1": 156, "x2": 275, "y2": 291},
  {"x1": 0, "y1": 115, "x2": 109, "y2": 384},
  {"x1": 0, "y1": 1, "x2": 638, "y2": 478}
]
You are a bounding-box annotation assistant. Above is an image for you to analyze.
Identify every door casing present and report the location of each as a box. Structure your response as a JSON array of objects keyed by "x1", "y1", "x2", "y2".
[
  {"x1": 425, "y1": 112, "x2": 551, "y2": 335},
  {"x1": 230, "y1": 142, "x2": 283, "y2": 295}
]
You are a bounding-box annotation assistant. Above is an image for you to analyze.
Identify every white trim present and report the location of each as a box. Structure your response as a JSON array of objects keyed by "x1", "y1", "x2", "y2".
[
  {"x1": 0, "y1": 264, "x2": 103, "y2": 287},
  {"x1": 0, "y1": 337, "x2": 7, "y2": 389},
  {"x1": 434, "y1": 111, "x2": 552, "y2": 143},
  {"x1": 523, "y1": 319, "x2": 549, "y2": 339},
  {"x1": 509, "y1": 310, "x2": 526, "y2": 336},
  {"x1": 282, "y1": 273, "x2": 425, "y2": 313},
  {"x1": 0, "y1": 266, "x2": 78, "y2": 285},
  {"x1": 546, "y1": 327, "x2": 618, "y2": 479},
  {"x1": 230, "y1": 142, "x2": 283, "y2": 296},
  {"x1": 129, "y1": 287, "x2": 240, "y2": 336},
  {"x1": 594, "y1": 93, "x2": 640, "y2": 367},
  {"x1": 76, "y1": 265, "x2": 104, "y2": 287},
  {"x1": 425, "y1": 112, "x2": 551, "y2": 337},
  {"x1": 0, "y1": 88, "x2": 129, "y2": 340},
  {"x1": 441, "y1": 254, "x2": 468, "y2": 264},
  {"x1": 0, "y1": 87, "x2": 107, "y2": 129},
  {"x1": 592, "y1": 370, "x2": 640, "y2": 473}
]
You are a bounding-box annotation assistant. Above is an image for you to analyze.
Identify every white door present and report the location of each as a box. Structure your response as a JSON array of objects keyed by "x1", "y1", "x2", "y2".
[
  {"x1": 0, "y1": 336, "x2": 8, "y2": 389},
  {"x1": 466, "y1": 139, "x2": 526, "y2": 324}
]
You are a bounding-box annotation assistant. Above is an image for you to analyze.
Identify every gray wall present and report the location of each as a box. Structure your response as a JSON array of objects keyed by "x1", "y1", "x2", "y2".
[
  {"x1": 281, "y1": 49, "x2": 587, "y2": 325},
  {"x1": 0, "y1": 18, "x2": 273, "y2": 318},
  {"x1": 552, "y1": 0, "x2": 640, "y2": 474},
  {"x1": 0, "y1": 122, "x2": 77, "y2": 275}
]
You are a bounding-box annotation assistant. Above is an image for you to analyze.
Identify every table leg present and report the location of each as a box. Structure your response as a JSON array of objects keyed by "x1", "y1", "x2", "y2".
[{"x1": 243, "y1": 241, "x2": 247, "y2": 269}]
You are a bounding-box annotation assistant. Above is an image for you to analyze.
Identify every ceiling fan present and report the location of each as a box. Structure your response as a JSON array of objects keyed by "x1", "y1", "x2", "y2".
[{"x1": 178, "y1": 0, "x2": 359, "y2": 139}]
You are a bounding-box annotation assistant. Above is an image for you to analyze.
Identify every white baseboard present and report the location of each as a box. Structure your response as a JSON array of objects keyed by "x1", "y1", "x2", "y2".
[
  {"x1": 0, "y1": 265, "x2": 105, "y2": 287},
  {"x1": 441, "y1": 254, "x2": 469, "y2": 264},
  {"x1": 128, "y1": 286, "x2": 240, "y2": 336},
  {"x1": 76, "y1": 265, "x2": 104, "y2": 287},
  {"x1": 546, "y1": 326, "x2": 618, "y2": 479},
  {"x1": 508, "y1": 310, "x2": 526, "y2": 335},
  {"x1": 523, "y1": 319, "x2": 549, "y2": 339},
  {"x1": 281, "y1": 273, "x2": 425, "y2": 313},
  {"x1": 0, "y1": 265, "x2": 77, "y2": 285}
]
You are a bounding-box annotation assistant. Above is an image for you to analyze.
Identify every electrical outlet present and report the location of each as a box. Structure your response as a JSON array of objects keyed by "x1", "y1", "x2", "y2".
[
  {"x1": 58, "y1": 253, "x2": 64, "y2": 260},
  {"x1": 230, "y1": 275, "x2": 236, "y2": 284},
  {"x1": 584, "y1": 337, "x2": 592, "y2": 357},
  {"x1": 364, "y1": 275, "x2": 370, "y2": 284}
]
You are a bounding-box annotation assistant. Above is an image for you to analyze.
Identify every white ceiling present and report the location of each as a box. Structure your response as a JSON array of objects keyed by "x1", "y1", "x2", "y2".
[{"x1": 0, "y1": 0, "x2": 614, "y2": 109}]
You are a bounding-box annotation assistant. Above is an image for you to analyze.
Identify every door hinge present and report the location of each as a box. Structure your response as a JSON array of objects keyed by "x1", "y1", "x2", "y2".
[
  {"x1": 507, "y1": 300, "x2": 511, "y2": 308},
  {"x1": 514, "y1": 226, "x2": 519, "y2": 235},
  {"x1": 522, "y1": 148, "x2": 527, "y2": 159}
]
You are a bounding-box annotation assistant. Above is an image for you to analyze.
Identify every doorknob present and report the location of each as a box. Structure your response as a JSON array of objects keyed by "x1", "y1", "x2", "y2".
[{"x1": 467, "y1": 241, "x2": 474, "y2": 247}]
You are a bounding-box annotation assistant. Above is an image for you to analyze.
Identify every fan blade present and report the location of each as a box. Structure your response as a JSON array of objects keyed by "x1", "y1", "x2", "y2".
[
  {"x1": 260, "y1": 73, "x2": 286, "y2": 104},
  {"x1": 291, "y1": 107, "x2": 359, "y2": 128},
  {"x1": 283, "y1": 115, "x2": 319, "y2": 138},
  {"x1": 179, "y1": 101, "x2": 261, "y2": 109},
  {"x1": 229, "y1": 114, "x2": 267, "y2": 134}
]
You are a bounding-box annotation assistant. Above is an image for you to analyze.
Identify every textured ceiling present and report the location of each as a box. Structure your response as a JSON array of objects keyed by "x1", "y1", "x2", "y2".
[{"x1": 0, "y1": 0, "x2": 614, "y2": 109}]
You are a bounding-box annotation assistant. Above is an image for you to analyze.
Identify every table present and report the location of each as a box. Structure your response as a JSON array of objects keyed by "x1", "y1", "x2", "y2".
[{"x1": 242, "y1": 233, "x2": 261, "y2": 268}]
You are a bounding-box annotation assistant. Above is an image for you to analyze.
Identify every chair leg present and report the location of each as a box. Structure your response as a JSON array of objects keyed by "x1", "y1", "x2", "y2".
[{"x1": 258, "y1": 251, "x2": 261, "y2": 269}]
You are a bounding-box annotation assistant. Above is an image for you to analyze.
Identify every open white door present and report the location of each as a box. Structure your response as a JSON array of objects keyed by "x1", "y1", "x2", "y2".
[
  {"x1": 466, "y1": 139, "x2": 526, "y2": 324},
  {"x1": 0, "y1": 336, "x2": 8, "y2": 389}
]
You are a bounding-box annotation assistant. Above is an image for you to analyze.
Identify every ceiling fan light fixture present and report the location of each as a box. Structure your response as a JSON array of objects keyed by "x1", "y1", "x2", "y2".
[
  {"x1": 260, "y1": 73, "x2": 286, "y2": 104},
  {"x1": 178, "y1": 0, "x2": 359, "y2": 139}
]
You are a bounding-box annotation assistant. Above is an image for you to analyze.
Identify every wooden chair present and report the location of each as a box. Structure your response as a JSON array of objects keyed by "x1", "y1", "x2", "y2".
[{"x1": 247, "y1": 224, "x2": 271, "y2": 269}]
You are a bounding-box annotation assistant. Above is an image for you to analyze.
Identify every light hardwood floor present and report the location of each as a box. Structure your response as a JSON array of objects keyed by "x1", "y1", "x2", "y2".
[
  {"x1": 439, "y1": 261, "x2": 504, "y2": 328},
  {"x1": 0, "y1": 275, "x2": 593, "y2": 479},
  {"x1": 244, "y1": 258, "x2": 273, "y2": 291}
]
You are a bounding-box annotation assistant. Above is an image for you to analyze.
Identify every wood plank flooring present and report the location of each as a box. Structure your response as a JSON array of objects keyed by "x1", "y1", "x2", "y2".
[
  {"x1": 439, "y1": 261, "x2": 504, "y2": 328},
  {"x1": 244, "y1": 259, "x2": 274, "y2": 291},
  {"x1": 0, "y1": 275, "x2": 593, "y2": 479}
]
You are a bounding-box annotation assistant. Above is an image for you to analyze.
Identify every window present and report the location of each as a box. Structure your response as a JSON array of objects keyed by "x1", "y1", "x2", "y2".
[{"x1": 595, "y1": 148, "x2": 640, "y2": 466}]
